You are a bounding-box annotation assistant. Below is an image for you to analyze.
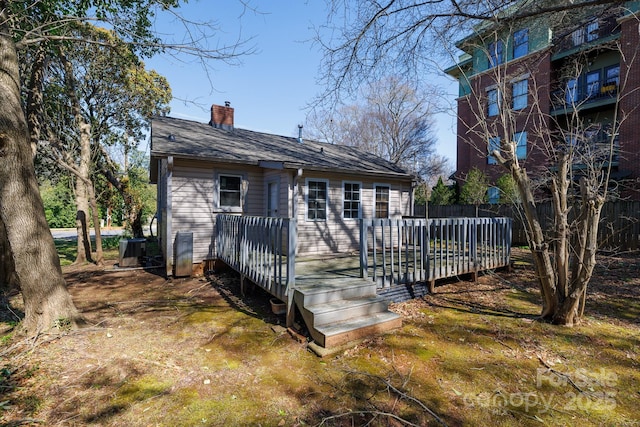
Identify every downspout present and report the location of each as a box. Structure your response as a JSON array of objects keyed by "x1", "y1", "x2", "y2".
[{"x1": 165, "y1": 156, "x2": 173, "y2": 276}]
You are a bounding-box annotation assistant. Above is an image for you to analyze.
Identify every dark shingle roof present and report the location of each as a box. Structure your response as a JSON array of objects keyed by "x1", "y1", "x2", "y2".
[{"x1": 150, "y1": 116, "x2": 412, "y2": 179}]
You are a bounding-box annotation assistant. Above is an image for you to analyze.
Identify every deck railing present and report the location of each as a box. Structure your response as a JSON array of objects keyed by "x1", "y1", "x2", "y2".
[
  {"x1": 216, "y1": 214, "x2": 296, "y2": 302},
  {"x1": 359, "y1": 217, "x2": 512, "y2": 288}
]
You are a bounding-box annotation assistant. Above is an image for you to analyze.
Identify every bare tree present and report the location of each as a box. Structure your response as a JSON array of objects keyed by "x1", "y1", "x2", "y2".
[
  {"x1": 307, "y1": 76, "x2": 448, "y2": 182},
  {"x1": 0, "y1": 0, "x2": 254, "y2": 335},
  {"x1": 317, "y1": 0, "x2": 639, "y2": 325}
]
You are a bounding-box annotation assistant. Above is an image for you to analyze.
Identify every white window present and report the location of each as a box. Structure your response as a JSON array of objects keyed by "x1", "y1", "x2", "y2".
[
  {"x1": 374, "y1": 185, "x2": 390, "y2": 218},
  {"x1": 488, "y1": 40, "x2": 504, "y2": 67},
  {"x1": 306, "y1": 179, "x2": 328, "y2": 221},
  {"x1": 488, "y1": 187, "x2": 500, "y2": 204},
  {"x1": 343, "y1": 181, "x2": 361, "y2": 219},
  {"x1": 219, "y1": 174, "x2": 242, "y2": 211},
  {"x1": 586, "y1": 70, "x2": 600, "y2": 99},
  {"x1": 487, "y1": 88, "x2": 499, "y2": 116},
  {"x1": 565, "y1": 78, "x2": 578, "y2": 104},
  {"x1": 605, "y1": 65, "x2": 620, "y2": 86},
  {"x1": 514, "y1": 131, "x2": 527, "y2": 160},
  {"x1": 488, "y1": 136, "x2": 500, "y2": 165},
  {"x1": 513, "y1": 29, "x2": 528, "y2": 59},
  {"x1": 512, "y1": 79, "x2": 528, "y2": 110},
  {"x1": 586, "y1": 19, "x2": 599, "y2": 42}
]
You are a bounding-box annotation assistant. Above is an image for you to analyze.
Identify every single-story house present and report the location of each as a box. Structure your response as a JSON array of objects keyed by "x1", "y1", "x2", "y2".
[{"x1": 150, "y1": 103, "x2": 417, "y2": 275}]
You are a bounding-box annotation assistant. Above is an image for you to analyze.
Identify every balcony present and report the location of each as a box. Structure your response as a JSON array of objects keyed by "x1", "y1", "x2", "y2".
[
  {"x1": 562, "y1": 126, "x2": 620, "y2": 168},
  {"x1": 553, "y1": 16, "x2": 620, "y2": 58},
  {"x1": 550, "y1": 80, "x2": 618, "y2": 114}
]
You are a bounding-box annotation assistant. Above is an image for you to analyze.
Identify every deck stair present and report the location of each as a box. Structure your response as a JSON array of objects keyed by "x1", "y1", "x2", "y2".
[{"x1": 293, "y1": 276, "x2": 402, "y2": 349}]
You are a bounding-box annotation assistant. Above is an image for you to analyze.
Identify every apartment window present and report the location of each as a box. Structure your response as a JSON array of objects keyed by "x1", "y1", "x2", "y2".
[
  {"x1": 487, "y1": 88, "x2": 499, "y2": 116},
  {"x1": 515, "y1": 131, "x2": 527, "y2": 160},
  {"x1": 586, "y1": 70, "x2": 600, "y2": 99},
  {"x1": 565, "y1": 78, "x2": 578, "y2": 104},
  {"x1": 374, "y1": 185, "x2": 390, "y2": 218},
  {"x1": 512, "y1": 79, "x2": 528, "y2": 110},
  {"x1": 488, "y1": 40, "x2": 504, "y2": 67},
  {"x1": 488, "y1": 136, "x2": 500, "y2": 165},
  {"x1": 488, "y1": 187, "x2": 500, "y2": 204},
  {"x1": 219, "y1": 175, "x2": 242, "y2": 209},
  {"x1": 605, "y1": 65, "x2": 619, "y2": 86},
  {"x1": 513, "y1": 29, "x2": 528, "y2": 59},
  {"x1": 307, "y1": 179, "x2": 327, "y2": 220},
  {"x1": 571, "y1": 28, "x2": 584, "y2": 46},
  {"x1": 586, "y1": 19, "x2": 599, "y2": 42},
  {"x1": 343, "y1": 182, "x2": 361, "y2": 219}
]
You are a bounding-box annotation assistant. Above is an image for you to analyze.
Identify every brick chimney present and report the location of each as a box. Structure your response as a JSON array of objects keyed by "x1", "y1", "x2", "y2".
[{"x1": 210, "y1": 101, "x2": 234, "y2": 130}]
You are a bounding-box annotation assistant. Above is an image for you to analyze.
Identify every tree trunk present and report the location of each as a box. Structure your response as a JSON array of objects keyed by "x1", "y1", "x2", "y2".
[
  {"x1": 0, "y1": 7, "x2": 79, "y2": 334},
  {"x1": 61, "y1": 51, "x2": 95, "y2": 265},
  {"x1": 87, "y1": 184, "x2": 104, "y2": 266},
  {"x1": 26, "y1": 44, "x2": 47, "y2": 158},
  {"x1": 511, "y1": 167, "x2": 558, "y2": 319},
  {"x1": 74, "y1": 177, "x2": 92, "y2": 264},
  {"x1": 0, "y1": 218, "x2": 17, "y2": 294}
]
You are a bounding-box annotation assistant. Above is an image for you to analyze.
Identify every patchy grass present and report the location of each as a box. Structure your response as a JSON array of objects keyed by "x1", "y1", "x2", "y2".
[
  {"x1": 1, "y1": 249, "x2": 639, "y2": 426},
  {"x1": 54, "y1": 235, "x2": 122, "y2": 266}
]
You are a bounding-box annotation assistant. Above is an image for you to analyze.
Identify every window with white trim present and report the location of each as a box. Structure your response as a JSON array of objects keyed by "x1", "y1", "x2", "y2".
[
  {"x1": 488, "y1": 136, "x2": 500, "y2": 165},
  {"x1": 513, "y1": 29, "x2": 528, "y2": 59},
  {"x1": 374, "y1": 185, "x2": 390, "y2": 218},
  {"x1": 343, "y1": 182, "x2": 361, "y2": 219},
  {"x1": 515, "y1": 131, "x2": 527, "y2": 160},
  {"x1": 487, "y1": 88, "x2": 499, "y2": 116},
  {"x1": 488, "y1": 40, "x2": 504, "y2": 68},
  {"x1": 307, "y1": 179, "x2": 327, "y2": 221},
  {"x1": 488, "y1": 187, "x2": 500, "y2": 204},
  {"x1": 512, "y1": 79, "x2": 528, "y2": 110},
  {"x1": 219, "y1": 175, "x2": 242, "y2": 209}
]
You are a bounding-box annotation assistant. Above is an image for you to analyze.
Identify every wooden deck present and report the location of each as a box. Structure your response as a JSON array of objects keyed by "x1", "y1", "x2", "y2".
[{"x1": 216, "y1": 215, "x2": 512, "y2": 349}]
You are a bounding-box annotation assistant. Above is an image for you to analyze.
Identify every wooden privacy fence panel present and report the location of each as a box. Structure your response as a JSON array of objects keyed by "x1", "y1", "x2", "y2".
[
  {"x1": 216, "y1": 214, "x2": 296, "y2": 301},
  {"x1": 422, "y1": 201, "x2": 639, "y2": 250},
  {"x1": 359, "y1": 217, "x2": 512, "y2": 288}
]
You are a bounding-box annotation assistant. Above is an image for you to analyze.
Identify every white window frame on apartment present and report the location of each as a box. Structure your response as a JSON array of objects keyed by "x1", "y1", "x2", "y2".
[
  {"x1": 488, "y1": 186, "x2": 500, "y2": 204},
  {"x1": 488, "y1": 40, "x2": 504, "y2": 68},
  {"x1": 585, "y1": 70, "x2": 600, "y2": 99},
  {"x1": 488, "y1": 136, "x2": 500, "y2": 165},
  {"x1": 215, "y1": 173, "x2": 244, "y2": 213},
  {"x1": 487, "y1": 88, "x2": 500, "y2": 116},
  {"x1": 342, "y1": 181, "x2": 362, "y2": 220},
  {"x1": 565, "y1": 78, "x2": 578, "y2": 105},
  {"x1": 513, "y1": 28, "x2": 529, "y2": 59},
  {"x1": 512, "y1": 78, "x2": 528, "y2": 110},
  {"x1": 373, "y1": 184, "x2": 391, "y2": 219},
  {"x1": 305, "y1": 178, "x2": 329, "y2": 221},
  {"x1": 514, "y1": 131, "x2": 527, "y2": 160}
]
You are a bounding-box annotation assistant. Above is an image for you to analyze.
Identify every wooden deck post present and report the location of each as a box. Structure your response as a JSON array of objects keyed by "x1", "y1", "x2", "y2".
[
  {"x1": 286, "y1": 219, "x2": 297, "y2": 328},
  {"x1": 359, "y1": 219, "x2": 368, "y2": 279}
]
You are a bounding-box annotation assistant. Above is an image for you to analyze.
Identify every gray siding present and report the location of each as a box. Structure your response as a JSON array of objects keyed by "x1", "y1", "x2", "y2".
[
  {"x1": 171, "y1": 162, "x2": 216, "y2": 261},
  {"x1": 156, "y1": 159, "x2": 413, "y2": 267},
  {"x1": 296, "y1": 172, "x2": 411, "y2": 256}
]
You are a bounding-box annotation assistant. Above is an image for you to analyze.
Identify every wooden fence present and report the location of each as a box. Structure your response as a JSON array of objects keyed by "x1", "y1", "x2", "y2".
[
  {"x1": 416, "y1": 201, "x2": 640, "y2": 250},
  {"x1": 216, "y1": 215, "x2": 296, "y2": 301},
  {"x1": 359, "y1": 217, "x2": 512, "y2": 289}
]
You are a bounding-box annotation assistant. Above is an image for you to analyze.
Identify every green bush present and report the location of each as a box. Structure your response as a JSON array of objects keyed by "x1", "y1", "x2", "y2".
[{"x1": 40, "y1": 180, "x2": 76, "y2": 228}]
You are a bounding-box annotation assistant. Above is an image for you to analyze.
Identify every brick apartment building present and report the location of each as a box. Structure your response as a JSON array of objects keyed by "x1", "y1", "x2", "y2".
[{"x1": 445, "y1": 1, "x2": 640, "y2": 201}]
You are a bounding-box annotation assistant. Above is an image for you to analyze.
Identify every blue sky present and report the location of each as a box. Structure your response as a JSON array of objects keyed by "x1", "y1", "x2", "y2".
[{"x1": 146, "y1": 1, "x2": 458, "y2": 167}]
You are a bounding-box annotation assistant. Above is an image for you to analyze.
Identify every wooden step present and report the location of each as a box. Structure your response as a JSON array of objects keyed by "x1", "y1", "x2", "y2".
[
  {"x1": 313, "y1": 311, "x2": 402, "y2": 348},
  {"x1": 303, "y1": 296, "x2": 390, "y2": 327},
  {"x1": 294, "y1": 277, "x2": 377, "y2": 306}
]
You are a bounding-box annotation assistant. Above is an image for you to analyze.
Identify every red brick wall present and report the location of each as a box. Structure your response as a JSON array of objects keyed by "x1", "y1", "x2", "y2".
[
  {"x1": 619, "y1": 17, "x2": 640, "y2": 199},
  {"x1": 455, "y1": 51, "x2": 552, "y2": 187}
]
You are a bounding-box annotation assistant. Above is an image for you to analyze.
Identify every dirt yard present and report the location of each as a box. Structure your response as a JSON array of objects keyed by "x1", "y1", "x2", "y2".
[{"x1": 1, "y1": 248, "x2": 639, "y2": 426}]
